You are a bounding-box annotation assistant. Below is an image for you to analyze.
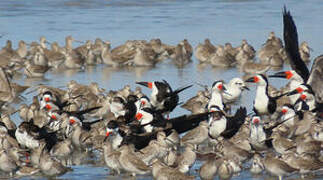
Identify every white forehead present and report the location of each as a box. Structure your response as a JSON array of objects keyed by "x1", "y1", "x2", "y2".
[{"x1": 230, "y1": 78, "x2": 243, "y2": 84}]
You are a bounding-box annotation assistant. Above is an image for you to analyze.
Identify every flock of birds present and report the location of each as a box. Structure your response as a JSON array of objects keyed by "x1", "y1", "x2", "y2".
[{"x1": 0, "y1": 7, "x2": 322, "y2": 180}]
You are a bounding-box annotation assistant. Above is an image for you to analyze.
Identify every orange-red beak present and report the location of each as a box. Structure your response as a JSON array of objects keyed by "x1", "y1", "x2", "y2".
[
  {"x1": 136, "y1": 113, "x2": 143, "y2": 120},
  {"x1": 136, "y1": 82, "x2": 153, "y2": 89},
  {"x1": 69, "y1": 119, "x2": 76, "y2": 124}
]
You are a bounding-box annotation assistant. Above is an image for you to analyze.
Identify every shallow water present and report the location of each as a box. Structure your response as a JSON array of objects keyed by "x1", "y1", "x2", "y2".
[{"x1": 1, "y1": 0, "x2": 323, "y2": 179}]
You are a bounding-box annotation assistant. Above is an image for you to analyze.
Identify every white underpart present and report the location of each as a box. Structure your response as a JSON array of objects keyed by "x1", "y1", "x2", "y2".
[
  {"x1": 112, "y1": 132, "x2": 123, "y2": 150},
  {"x1": 134, "y1": 99, "x2": 151, "y2": 113},
  {"x1": 304, "y1": 93, "x2": 316, "y2": 111},
  {"x1": 0, "y1": 126, "x2": 7, "y2": 134},
  {"x1": 110, "y1": 102, "x2": 125, "y2": 118},
  {"x1": 223, "y1": 84, "x2": 242, "y2": 103},
  {"x1": 281, "y1": 109, "x2": 296, "y2": 127},
  {"x1": 139, "y1": 111, "x2": 154, "y2": 133},
  {"x1": 15, "y1": 129, "x2": 39, "y2": 149},
  {"x1": 150, "y1": 84, "x2": 161, "y2": 109},
  {"x1": 209, "y1": 115, "x2": 226, "y2": 138},
  {"x1": 49, "y1": 120, "x2": 61, "y2": 132},
  {"x1": 223, "y1": 78, "x2": 245, "y2": 103},
  {"x1": 208, "y1": 90, "x2": 224, "y2": 111},
  {"x1": 254, "y1": 84, "x2": 269, "y2": 115},
  {"x1": 288, "y1": 78, "x2": 303, "y2": 104},
  {"x1": 250, "y1": 124, "x2": 266, "y2": 145}
]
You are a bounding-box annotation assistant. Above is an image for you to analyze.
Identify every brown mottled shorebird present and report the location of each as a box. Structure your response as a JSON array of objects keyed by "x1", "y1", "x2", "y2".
[
  {"x1": 24, "y1": 61, "x2": 50, "y2": 78},
  {"x1": 39, "y1": 147, "x2": 72, "y2": 176},
  {"x1": 195, "y1": 38, "x2": 216, "y2": 63},
  {"x1": 118, "y1": 145, "x2": 151, "y2": 176},
  {"x1": 218, "y1": 159, "x2": 234, "y2": 180},
  {"x1": 176, "y1": 143, "x2": 196, "y2": 173},
  {"x1": 210, "y1": 45, "x2": 235, "y2": 68},
  {"x1": 299, "y1": 41, "x2": 311, "y2": 63},
  {"x1": 102, "y1": 138, "x2": 123, "y2": 175},
  {"x1": 180, "y1": 121, "x2": 208, "y2": 149},
  {"x1": 250, "y1": 153, "x2": 264, "y2": 175},
  {"x1": 271, "y1": 132, "x2": 295, "y2": 155},
  {"x1": 152, "y1": 159, "x2": 195, "y2": 180},
  {"x1": 199, "y1": 157, "x2": 222, "y2": 180},
  {"x1": 282, "y1": 151, "x2": 323, "y2": 174},
  {"x1": 263, "y1": 152, "x2": 297, "y2": 180},
  {"x1": 0, "y1": 148, "x2": 18, "y2": 175}
]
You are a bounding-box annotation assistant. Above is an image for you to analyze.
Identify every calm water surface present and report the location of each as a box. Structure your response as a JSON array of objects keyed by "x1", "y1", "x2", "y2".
[{"x1": 1, "y1": 0, "x2": 323, "y2": 179}]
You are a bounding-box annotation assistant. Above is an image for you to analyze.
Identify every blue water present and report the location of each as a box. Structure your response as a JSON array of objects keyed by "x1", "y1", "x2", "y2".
[{"x1": 1, "y1": 0, "x2": 323, "y2": 179}]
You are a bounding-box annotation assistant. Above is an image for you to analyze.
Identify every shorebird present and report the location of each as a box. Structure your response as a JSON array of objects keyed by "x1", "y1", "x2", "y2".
[
  {"x1": 118, "y1": 145, "x2": 151, "y2": 176},
  {"x1": 24, "y1": 61, "x2": 50, "y2": 78},
  {"x1": 199, "y1": 157, "x2": 221, "y2": 180},
  {"x1": 239, "y1": 57, "x2": 271, "y2": 75},
  {"x1": 218, "y1": 160, "x2": 234, "y2": 180},
  {"x1": 271, "y1": 132, "x2": 295, "y2": 155},
  {"x1": 224, "y1": 42, "x2": 238, "y2": 58},
  {"x1": 195, "y1": 38, "x2": 216, "y2": 63},
  {"x1": 250, "y1": 153, "x2": 264, "y2": 174},
  {"x1": 176, "y1": 143, "x2": 197, "y2": 173},
  {"x1": 181, "y1": 90, "x2": 209, "y2": 113},
  {"x1": 263, "y1": 152, "x2": 297, "y2": 180},
  {"x1": 281, "y1": 151, "x2": 322, "y2": 174},
  {"x1": 0, "y1": 148, "x2": 18, "y2": 175},
  {"x1": 172, "y1": 43, "x2": 192, "y2": 68},
  {"x1": 16, "y1": 40, "x2": 28, "y2": 59},
  {"x1": 240, "y1": 39, "x2": 256, "y2": 60},
  {"x1": 299, "y1": 41, "x2": 311, "y2": 63},
  {"x1": 46, "y1": 42, "x2": 65, "y2": 68},
  {"x1": 151, "y1": 159, "x2": 195, "y2": 180},
  {"x1": 295, "y1": 133, "x2": 321, "y2": 156},
  {"x1": 39, "y1": 147, "x2": 72, "y2": 176},
  {"x1": 83, "y1": 40, "x2": 96, "y2": 66},
  {"x1": 50, "y1": 138, "x2": 74, "y2": 160},
  {"x1": 0, "y1": 122, "x2": 19, "y2": 150},
  {"x1": 210, "y1": 45, "x2": 235, "y2": 68},
  {"x1": 102, "y1": 137, "x2": 123, "y2": 175},
  {"x1": 31, "y1": 46, "x2": 48, "y2": 66},
  {"x1": 258, "y1": 31, "x2": 283, "y2": 62},
  {"x1": 132, "y1": 45, "x2": 158, "y2": 67},
  {"x1": 218, "y1": 140, "x2": 251, "y2": 162},
  {"x1": 180, "y1": 121, "x2": 208, "y2": 149},
  {"x1": 136, "y1": 80, "x2": 192, "y2": 116}
]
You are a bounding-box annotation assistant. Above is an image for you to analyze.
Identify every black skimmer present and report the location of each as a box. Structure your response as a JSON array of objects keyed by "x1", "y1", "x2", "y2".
[
  {"x1": 109, "y1": 95, "x2": 137, "y2": 123},
  {"x1": 207, "y1": 80, "x2": 228, "y2": 111},
  {"x1": 136, "y1": 80, "x2": 192, "y2": 116},
  {"x1": 268, "y1": 70, "x2": 304, "y2": 104},
  {"x1": 282, "y1": 7, "x2": 323, "y2": 107},
  {"x1": 39, "y1": 91, "x2": 71, "y2": 111},
  {"x1": 246, "y1": 74, "x2": 286, "y2": 116},
  {"x1": 208, "y1": 105, "x2": 247, "y2": 139}
]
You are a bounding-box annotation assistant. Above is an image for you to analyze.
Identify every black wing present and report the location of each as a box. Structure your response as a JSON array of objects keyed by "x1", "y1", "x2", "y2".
[
  {"x1": 122, "y1": 131, "x2": 158, "y2": 150},
  {"x1": 221, "y1": 107, "x2": 247, "y2": 139},
  {"x1": 169, "y1": 111, "x2": 211, "y2": 134},
  {"x1": 81, "y1": 118, "x2": 103, "y2": 131},
  {"x1": 283, "y1": 6, "x2": 310, "y2": 81}
]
